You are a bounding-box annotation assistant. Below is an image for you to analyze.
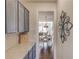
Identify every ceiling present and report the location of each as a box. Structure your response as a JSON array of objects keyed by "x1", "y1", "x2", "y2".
[
  {"x1": 25, "y1": 0, "x2": 57, "y2": 2},
  {"x1": 38, "y1": 11, "x2": 54, "y2": 22}
]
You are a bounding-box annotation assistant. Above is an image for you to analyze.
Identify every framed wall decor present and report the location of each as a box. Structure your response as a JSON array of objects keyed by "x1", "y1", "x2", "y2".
[{"x1": 59, "y1": 11, "x2": 73, "y2": 43}]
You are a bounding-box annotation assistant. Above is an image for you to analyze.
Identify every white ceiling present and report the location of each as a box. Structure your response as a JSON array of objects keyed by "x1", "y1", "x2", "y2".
[
  {"x1": 38, "y1": 11, "x2": 54, "y2": 22},
  {"x1": 25, "y1": 0, "x2": 57, "y2": 2}
]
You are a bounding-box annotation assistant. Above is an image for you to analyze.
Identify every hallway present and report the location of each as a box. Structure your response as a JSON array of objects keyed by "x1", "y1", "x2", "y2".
[
  {"x1": 5, "y1": 0, "x2": 73, "y2": 59},
  {"x1": 39, "y1": 47, "x2": 53, "y2": 59}
]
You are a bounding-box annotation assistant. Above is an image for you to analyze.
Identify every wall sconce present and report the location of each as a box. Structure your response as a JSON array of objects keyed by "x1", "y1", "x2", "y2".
[{"x1": 59, "y1": 11, "x2": 73, "y2": 43}]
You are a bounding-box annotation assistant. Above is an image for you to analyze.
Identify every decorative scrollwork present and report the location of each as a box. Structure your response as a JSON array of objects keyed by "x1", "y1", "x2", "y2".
[{"x1": 59, "y1": 11, "x2": 73, "y2": 43}]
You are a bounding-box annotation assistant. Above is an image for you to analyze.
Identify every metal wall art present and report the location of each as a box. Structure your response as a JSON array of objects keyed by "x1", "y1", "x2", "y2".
[{"x1": 59, "y1": 11, "x2": 73, "y2": 43}]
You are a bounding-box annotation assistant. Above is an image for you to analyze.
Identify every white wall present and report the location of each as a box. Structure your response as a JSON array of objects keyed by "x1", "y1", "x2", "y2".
[
  {"x1": 5, "y1": 33, "x2": 18, "y2": 51},
  {"x1": 56, "y1": 0, "x2": 73, "y2": 59},
  {"x1": 19, "y1": 0, "x2": 57, "y2": 59}
]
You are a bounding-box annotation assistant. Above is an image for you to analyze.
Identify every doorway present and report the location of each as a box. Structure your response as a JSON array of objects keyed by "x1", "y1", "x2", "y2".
[
  {"x1": 38, "y1": 11, "x2": 54, "y2": 59},
  {"x1": 39, "y1": 21, "x2": 53, "y2": 49}
]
